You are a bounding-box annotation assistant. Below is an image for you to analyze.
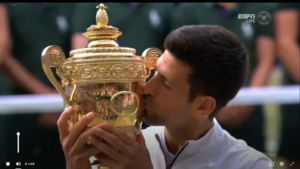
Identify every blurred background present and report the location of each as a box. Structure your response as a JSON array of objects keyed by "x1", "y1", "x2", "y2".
[{"x1": 0, "y1": 3, "x2": 299, "y2": 169}]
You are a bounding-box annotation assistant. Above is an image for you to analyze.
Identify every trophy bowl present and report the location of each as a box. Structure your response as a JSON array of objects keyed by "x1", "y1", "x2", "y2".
[{"x1": 41, "y1": 3, "x2": 161, "y2": 169}]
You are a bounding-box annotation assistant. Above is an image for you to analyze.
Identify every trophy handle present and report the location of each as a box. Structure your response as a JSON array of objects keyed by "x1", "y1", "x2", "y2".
[
  {"x1": 142, "y1": 48, "x2": 162, "y2": 78},
  {"x1": 41, "y1": 45, "x2": 70, "y2": 106}
]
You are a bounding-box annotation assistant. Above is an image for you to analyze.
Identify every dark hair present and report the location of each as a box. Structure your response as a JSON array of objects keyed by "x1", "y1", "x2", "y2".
[{"x1": 164, "y1": 25, "x2": 248, "y2": 119}]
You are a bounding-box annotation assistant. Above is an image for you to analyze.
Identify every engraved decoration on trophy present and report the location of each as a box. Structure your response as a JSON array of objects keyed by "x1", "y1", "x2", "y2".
[{"x1": 41, "y1": 3, "x2": 161, "y2": 169}]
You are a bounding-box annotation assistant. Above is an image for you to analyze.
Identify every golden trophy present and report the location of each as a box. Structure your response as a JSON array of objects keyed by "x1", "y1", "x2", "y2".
[{"x1": 41, "y1": 3, "x2": 161, "y2": 169}]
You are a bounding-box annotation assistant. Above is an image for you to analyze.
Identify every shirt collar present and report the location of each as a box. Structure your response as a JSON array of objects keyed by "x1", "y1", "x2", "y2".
[
  {"x1": 158, "y1": 118, "x2": 225, "y2": 159},
  {"x1": 181, "y1": 118, "x2": 224, "y2": 157}
]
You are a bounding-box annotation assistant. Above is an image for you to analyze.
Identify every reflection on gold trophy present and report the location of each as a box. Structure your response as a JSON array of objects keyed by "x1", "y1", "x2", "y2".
[{"x1": 41, "y1": 3, "x2": 161, "y2": 169}]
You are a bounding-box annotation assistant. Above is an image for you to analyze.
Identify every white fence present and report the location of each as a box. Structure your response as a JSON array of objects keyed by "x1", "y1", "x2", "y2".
[{"x1": 0, "y1": 85, "x2": 299, "y2": 114}]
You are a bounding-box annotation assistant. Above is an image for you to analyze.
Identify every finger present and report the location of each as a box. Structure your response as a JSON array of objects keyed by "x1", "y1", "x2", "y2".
[
  {"x1": 92, "y1": 125, "x2": 129, "y2": 154},
  {"x1": 96, "y1": 153, "x2": 119, "y2": 169},
  {"x1": 136, "y1": 132, "x2": 146, "y2": 145},
  {"x1": 57, "y1": 107, "x2": 74, "y2": 141},
  {"x1": 68, "y1": 112, "x2": 95, "y2": 146},
  {"x1": 100, "y1": 122, "x2": 135, "y2": 146},
  {"x1": 78, "y1": 146, "x2": 101, "y2": 161},
  {"x1": 89, "y1": 136, "x2": 123, "y2": 162},
  {"x1": 72, "y1": 128, "x2": 93, "y2": 153}
]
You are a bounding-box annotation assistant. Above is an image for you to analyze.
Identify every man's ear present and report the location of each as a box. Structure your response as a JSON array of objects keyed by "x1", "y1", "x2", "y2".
[{"x1": 193, "y1": 96, "x2": 216, "y2": 117}]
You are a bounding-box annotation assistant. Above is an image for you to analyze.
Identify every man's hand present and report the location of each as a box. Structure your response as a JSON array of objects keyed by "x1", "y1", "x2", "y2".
[
  {"x1": 58, "y1": 107, "x2": 100, "y2": 169},
  {"x1": 217, "y1": 106, "x2": 254, "y2": 128},
  {"x1": 90, "y1": 122, "x2": 153, "y2": 169}
]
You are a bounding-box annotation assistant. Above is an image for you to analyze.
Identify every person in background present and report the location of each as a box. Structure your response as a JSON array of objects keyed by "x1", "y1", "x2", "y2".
[
  {"x1": 1, "y1": 3, "x2": 75, "y2": 169},
  {"x1": 174, "y1": 3, "x2": 181, "y2": 7},
  {"x1": 0, "y1": 4, "x2": 10, "y2": 65},
  {"x1": 274, "y1": 3, "x2": 300, "y2": 169},
  {"x1": 274, "y1": 3, "x2": 299, "y2": 83},
  {"x1": 0, "y1": 4, "x2": 12, "y2": 95},
  {"x1": 0, "y1": 3, "x2": 12, "y2": 166},
  {"x1": 172, "y1": 3, "x2": 276, "y2": 153},
  {"x1": 71, "y1": 3, "x2": 174, "y2": 129}
]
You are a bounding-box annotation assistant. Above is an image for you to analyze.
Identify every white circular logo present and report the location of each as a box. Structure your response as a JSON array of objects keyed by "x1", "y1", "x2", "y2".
[{"x1": 257, "y1": 11, "x2": 272, "y2": 25}]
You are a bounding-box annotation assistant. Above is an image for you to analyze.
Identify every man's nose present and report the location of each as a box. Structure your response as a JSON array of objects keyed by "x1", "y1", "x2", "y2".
[{"x1": 143, "y1": 77, "x2": 157, "y2": 96}]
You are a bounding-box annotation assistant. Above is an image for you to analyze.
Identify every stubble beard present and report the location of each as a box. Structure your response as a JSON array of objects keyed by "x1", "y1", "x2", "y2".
[{"x1": 143, "y1": 109, "x2": 163, "y2": 126}]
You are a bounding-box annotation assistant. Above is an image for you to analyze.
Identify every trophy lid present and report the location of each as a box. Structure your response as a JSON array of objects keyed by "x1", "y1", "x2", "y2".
[{"x1": 69, "y1": 3, "x2": 136, "y2": 59}]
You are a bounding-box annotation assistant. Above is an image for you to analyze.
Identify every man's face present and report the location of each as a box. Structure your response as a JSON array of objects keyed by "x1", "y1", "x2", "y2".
[{"x1": 143, "y1": 50, "x2": 194, "y2": 127}]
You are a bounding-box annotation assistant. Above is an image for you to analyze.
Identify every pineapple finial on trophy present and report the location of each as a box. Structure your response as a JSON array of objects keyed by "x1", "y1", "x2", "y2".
[
  {"x1": 83, "y1": 3, "x2": 122, "y2": 47},
  {"x1": 96, "y1": 4, "x2": 109, "y2": 27}
]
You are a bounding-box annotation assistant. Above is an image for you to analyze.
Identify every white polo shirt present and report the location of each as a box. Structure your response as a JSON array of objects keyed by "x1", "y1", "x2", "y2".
[{"x1": 142, "y1": 119, "x2": 273, "y2": 169}]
